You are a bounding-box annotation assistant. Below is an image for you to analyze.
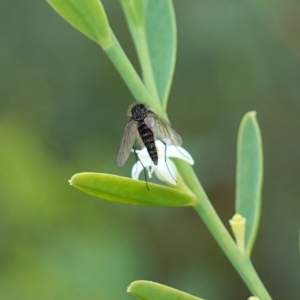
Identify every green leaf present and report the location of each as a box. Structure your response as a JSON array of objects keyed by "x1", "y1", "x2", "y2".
[
  {"x1": 47, "y1": 0, "x2": 111, "y2": 47},
  {"x1": 145, "y1": 0, "x2": 176, "y2": 107},
  {"x1": 236, "y1": 111, "x2": 263, "y2": 256},
  {"x1": 70, "y1": 173, "x2": 196, "y2": 207},
  {"x1": 128, "y1": 281, "x2": 206, "y2": 300},
  {"x1": 120, "y1": 0, "x2": 145, "y2": 29}
]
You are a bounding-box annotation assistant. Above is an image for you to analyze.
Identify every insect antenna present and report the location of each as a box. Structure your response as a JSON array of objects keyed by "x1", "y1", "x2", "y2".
[{"x1": 133, "y1": 146, "x2": 150, "y2": 191}]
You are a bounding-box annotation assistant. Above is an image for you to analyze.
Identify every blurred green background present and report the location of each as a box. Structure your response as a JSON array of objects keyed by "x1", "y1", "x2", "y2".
[{"x1": 1, "y1": 0, "x2": 299, "y2": 299}]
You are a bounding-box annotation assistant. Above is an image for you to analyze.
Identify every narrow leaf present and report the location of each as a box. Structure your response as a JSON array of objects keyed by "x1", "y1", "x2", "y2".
[
  {"x1": 128, "y1": 281, "x2": 206, "y2": 300},
  {"x1": 70, "y1": 173, "x2": 196, "y2": 207},
  {"x1": 145, "y1": 0, "x2": 176, "y2": 107},
  {"x1": 120, "y1": 0, "x2": 145, "y2": 29},
  {"x1": 236, "y1": 111, "x2": 263, "y2": 256},
  {"x1": 47, "y1": 0, "x2": 111, "y2": 47}
]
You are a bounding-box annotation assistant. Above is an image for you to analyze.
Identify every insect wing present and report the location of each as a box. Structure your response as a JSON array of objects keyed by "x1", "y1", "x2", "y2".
[
  {"x1": 117, "y1": 121, "x2": 138, "y2": 167},
  {"x1": 144, "y1": 113, "x2": 182, "y2": 146}
]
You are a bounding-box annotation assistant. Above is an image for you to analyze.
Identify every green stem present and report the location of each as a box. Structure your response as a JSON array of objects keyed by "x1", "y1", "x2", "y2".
[
  {"x1": 102, "y1": 32, "x2": 161, "y2": 113},
  {"x1": 119, "y1": 0, "x2": 160, "y2": 105},
  {"x1": 132, "y1": 28, "x2": 160, "y2": 102},
  {"x1": 176, "y1": 161, "x2": 272, "y2": 300}
]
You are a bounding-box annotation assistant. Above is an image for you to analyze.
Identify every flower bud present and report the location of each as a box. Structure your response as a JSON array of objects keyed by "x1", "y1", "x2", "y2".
[{"x1": 229, "y1": 213, "x2": 246, "y2": 254}]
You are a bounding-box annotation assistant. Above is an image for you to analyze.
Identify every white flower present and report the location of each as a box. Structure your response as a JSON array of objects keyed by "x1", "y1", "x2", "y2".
[{"x1": 131, "y1": 140, "x2": 194, "y2": 185}]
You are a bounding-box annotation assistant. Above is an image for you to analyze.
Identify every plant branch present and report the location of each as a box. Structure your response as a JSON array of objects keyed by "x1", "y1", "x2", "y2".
[
  {"x1": 102, "y1": 31, "x2": 162, "y2": 113},
  {"x1": 131, "y1": 28, "x2": 160, "y2": 102},
  {"x1": 175, "y1": 161, "x2": 272, "y2": 300}
]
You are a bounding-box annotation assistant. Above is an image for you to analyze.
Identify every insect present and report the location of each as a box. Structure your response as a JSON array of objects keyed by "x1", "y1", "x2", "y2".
[{"x1": 117, "y1": 103, "x2": 182, "y2": 167}]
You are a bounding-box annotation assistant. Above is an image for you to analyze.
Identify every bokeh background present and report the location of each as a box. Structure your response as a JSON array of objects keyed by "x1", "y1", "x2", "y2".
[{"x1": 1, "y1": 0, "x2": 299, "y2": 299}]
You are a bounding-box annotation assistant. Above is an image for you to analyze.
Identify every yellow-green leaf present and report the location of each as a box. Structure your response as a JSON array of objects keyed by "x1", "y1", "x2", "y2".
[
  {"x1": 70, "y1": 173, "x2": 196, "y2": 206},
  {"x1": 47, "y1": 0, "x2": 111, "y2": 47},
  {"x1": 128, "y1": 281, "x2": 206, "y2": 300}
]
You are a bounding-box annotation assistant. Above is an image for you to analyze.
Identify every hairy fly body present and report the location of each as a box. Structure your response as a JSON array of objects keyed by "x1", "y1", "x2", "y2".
[
  {"x1": 117, "y1": 103, "x2": 182, "y2": 167},
  {"x1": 136, "y1": 121, "x2": 158, "y2": 165}
]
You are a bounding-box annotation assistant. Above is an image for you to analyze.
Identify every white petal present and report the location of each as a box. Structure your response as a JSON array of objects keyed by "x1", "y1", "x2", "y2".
[
  {"x1": 131, "y1": 156, "x2": 154, "y2": 180},
  {"x1": 155, "y1": 140, "x2": 166, "y2": 156},
  {"x1": 132, "y1": 146, "x2": 149, "y2": 159},
  {"x1": 131, "y1": 140, "x2": 193, "y2": 185},
  {"x1": 166, "y1": 145, "x2": 194, "y2": 165},
  {"x1": 154, "y1": 158, "x2": 177, "y2": 185},
  {"x1": 131, "y1": 161, "x2": 144, "y2": 180}
]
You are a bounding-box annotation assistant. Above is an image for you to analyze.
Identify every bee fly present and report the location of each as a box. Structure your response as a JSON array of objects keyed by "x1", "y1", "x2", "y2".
[{"x1": 117, "y1": 103, "x2": 182, "y2": 178}]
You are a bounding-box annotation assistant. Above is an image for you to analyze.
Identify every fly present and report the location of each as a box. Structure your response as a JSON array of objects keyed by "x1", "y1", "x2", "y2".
[{"x1": 117, "y1": 103, "x2": 182, "y2": 168}]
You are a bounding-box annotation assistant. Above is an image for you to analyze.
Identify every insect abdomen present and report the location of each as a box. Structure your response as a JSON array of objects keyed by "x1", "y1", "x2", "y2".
[{"x1": 138, "y1": 121, "x2": 158, "y2": 165}]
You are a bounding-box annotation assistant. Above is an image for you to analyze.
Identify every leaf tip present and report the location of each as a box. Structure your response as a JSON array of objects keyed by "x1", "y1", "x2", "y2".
[
  {"x1": 249, "y1": 110, "x2": 257, "y2": 117},
  {"x1": 127, "y1": 280, "x2": 144, "y2": 293},
  {"x1": 244, "y1": 111, "x2": 257, "y2": 121},
  {"x1": 69, "y1": 173, "x2": 81, "y2": 186},
  {"x1": 240, "y1": 111, "x2": 259, "y2": 131},
  {"x1": 126, "y1": 282, "x2": 134, "y2": 293}
]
